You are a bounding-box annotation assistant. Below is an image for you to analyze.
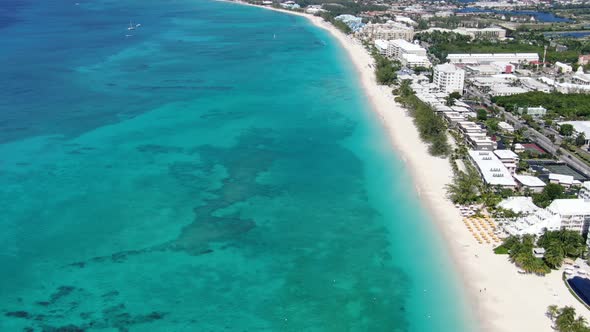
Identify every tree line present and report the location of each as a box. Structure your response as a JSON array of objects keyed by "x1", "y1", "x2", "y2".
[
  {"x1": 394, "y1": 80, "x2": 450, "y2": 156},
  {"x1": 493, "y1": 92, "x2": 590, "y2": 120},
  {"x1": 497, "y1": 230, "x2": 586, "y2": 274}
]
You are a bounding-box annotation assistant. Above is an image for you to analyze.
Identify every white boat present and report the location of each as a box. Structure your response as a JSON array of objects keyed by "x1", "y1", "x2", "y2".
[{"x1": 127, "y1": 21, "x2": 135, "y2": 30}]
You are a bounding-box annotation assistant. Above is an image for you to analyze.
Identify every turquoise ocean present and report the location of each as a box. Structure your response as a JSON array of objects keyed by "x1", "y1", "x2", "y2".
[{"x1": 0, "y1": 1, "x2": 476, "y2": 331}]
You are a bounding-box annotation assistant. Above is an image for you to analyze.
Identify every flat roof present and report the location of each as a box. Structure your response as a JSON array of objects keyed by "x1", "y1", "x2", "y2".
[
  {"x1": 549, "y1": 173, "x2": 575, "y2": 185},
  {"x1": 514, "y1": 174, "x2": 546, "y2": 187},
  {"x1": 468, "y1": 150, "x2": 517, "y2": 186},
  {"x1": 494, "y1": 149, "x2": 518, "y2": 160},
  {"x1": 548, "y1": 199, "x2": 590, "y2": 216}
]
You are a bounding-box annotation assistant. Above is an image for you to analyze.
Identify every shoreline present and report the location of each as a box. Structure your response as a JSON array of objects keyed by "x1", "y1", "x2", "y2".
[{"x1": 221, "y1": 2, "x2": 590, "y2": 331}]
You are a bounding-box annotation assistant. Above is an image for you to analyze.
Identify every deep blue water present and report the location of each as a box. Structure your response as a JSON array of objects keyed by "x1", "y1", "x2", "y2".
[
  {"x1": 0, "y1": 1, "x2": 475, "y2": 331},
  {"x1": 456, "y1": 8, "x2": 572, "y2": 22},
  {"x1": 544, "y1": 31, "x2": 590, "y2": 38}
]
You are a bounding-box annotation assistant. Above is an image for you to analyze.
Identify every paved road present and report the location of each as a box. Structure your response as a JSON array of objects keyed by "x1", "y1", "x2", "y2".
[{"x1": 465, "y1": 87, "x2": 590, "y2": 177}]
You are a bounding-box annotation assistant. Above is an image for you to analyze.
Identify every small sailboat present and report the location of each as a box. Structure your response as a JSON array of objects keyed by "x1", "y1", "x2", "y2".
[{"x1": 127, "y1": 21, "x2": 136, "y2": 31}]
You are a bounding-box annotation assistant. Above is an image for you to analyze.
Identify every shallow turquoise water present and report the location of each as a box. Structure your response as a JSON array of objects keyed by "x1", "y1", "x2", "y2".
[{"x1": 0, "y1": 1, "x2": 476, "y2": 331}]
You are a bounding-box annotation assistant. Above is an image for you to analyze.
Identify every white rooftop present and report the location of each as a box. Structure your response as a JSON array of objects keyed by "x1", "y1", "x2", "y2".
[
  {"x1": 391, "y1": 39, "x2": 424, "y2": 51},
  {"x1": 498, "y1": 196, "x2": 540, "y2": 214},
  {"x1": 468, "y1": 150, "x2": 517, "y2": 187},
  {"x1": 494, "y1": 149, "x2": 518, "y2": 160},
  {"x1": 548, "y1": 199, "x2": 590, "y2": 216},
  {"x1": 513, "y1": 174, "x2": 546, "y2": 188},
  {"x1": 549, "y1": 173, "x2": 575, "y2": 185}
]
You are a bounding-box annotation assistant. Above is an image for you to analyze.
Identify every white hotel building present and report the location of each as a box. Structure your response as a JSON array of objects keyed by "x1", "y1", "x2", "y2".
[
  {"x1": 446, "y1": 53, "x2": 539, "y2": 65},
  {"x1": 468, "y1": 150, "x2": 516, "y2": 189},
  {"x1": 433, "y1": 64, "x2": 465, "y2": 95},
  {"x1": 387, "y1": 39, "x2": 431, "y2": 68}
]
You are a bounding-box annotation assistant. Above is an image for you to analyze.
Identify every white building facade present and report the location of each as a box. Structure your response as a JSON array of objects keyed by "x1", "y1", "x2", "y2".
[{"x1": 433, "y1": 64, "x2": 465, "y2": 94}]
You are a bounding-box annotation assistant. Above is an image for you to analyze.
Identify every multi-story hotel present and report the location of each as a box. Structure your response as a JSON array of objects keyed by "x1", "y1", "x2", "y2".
[{"x1": 433, "y1": 63, "x2": 465, "y2": 94}]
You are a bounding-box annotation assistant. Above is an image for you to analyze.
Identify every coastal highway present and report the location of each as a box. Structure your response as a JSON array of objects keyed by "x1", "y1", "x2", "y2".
[{"x1": 465, "y1": 87, "x2": 590, "y2": 177}]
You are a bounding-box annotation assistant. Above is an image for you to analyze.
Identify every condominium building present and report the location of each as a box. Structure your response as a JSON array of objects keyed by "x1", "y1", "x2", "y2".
[
  {"x1": 426, "y1": 27, "x2": 507, "y2": 40},
  {"x1": 400, "y1": 54, "x2": 431, "y2": 68},
  {"x1": 578, "y1": 181, "x2": 590, "y2": 200},
  {"x1": 468, "y1": 150, "x2": 516, "y2": 189},
  {"x1": 446, "y1": 53, "x2": 539, "y2": 65},
  {"x1": 385, "y1": 39, "x2": 431, "y2": 68},
  {"x1": 547, "y1": 199, "x2": 590, "y2": 234},
  {"x1": 387, "y1": 39, "x2": 426, "y2": 58},
  {"x1": 357, "y1": 22, "x2": 415, "y2": 42},
  {"x1": 433, "y1": 64, "x2": 465, "y2": 94}
]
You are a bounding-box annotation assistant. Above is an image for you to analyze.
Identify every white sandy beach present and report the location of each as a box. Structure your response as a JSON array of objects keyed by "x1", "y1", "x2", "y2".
[{"x1": 225, "y1": 2, "x2": 590, "y2": 331}]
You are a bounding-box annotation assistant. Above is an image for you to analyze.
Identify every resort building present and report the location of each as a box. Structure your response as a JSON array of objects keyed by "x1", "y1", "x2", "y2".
[
  {"x1": 374, "y1": 39, "x2": 389, "y2": 55},
  {"x1": 466, "y1": 133, "x2": 497, "y2": 151},
  {"x1": 518, "y1": 106, "x2": 547, "y2": 117},
  {"x1": 555, "y1": 62, "x2": 573, "y2": 73},
  {"x1": 384, "y1": 40, "x2": 431, "y2": 68},
  {"x1": 573, "y1": 67, "x2": 590, "y2": 86},
  {"x1": 387, "y1": 39, "x2": 426, "y2": 58},
  {"x1": 446, "y1": 53, "x2": 539, "y2": 65},
  {"x1": 433, "y1": 64, "x2": 465, "y2": 95},
  {"x1": 442, "y1": 111, "x2": 466, "y2": 126},
  {"x1": 400, "y1": 54, "x2": 431, "y2": 68},
  {"x1": 498, "y1": 121, "x2": 514, "y2": 133},
  {"x1": 513, "y1": 174, "x2": 546, "y2": 193},
  {"x1": 549, "y1": 173, "x2": 579, "y2": 188},
  {"x1": 425, "y1": 27, "x2": 506, "y2": 40},
  {"x1": 578, "y1": 181, "x2": 590, "y2": 200},
  {"x1": 458, "y1": 121, "x2": 485, "y2": 135},
  {"x1": 357, "y1": 22, "x2": 415, "y2": 42},
  {"x1": 494, "y1": 149, "x2": 519, "y2": 175},
  {"x1": 334, "y1": 15, "x2": 365, "y2": 32},
  {"x1": 468, "y1": 150, "x2": 517, "y2": 189},
  {"x1": 547, "y1": 199, "x2": 590, "y2": 234},
  {"x1": 489, "y1": 85, "x2": 528, "y2": 97}
]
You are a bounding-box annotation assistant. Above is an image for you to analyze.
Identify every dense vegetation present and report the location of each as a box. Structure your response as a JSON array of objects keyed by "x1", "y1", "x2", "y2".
[
  {"x1": 500, "y1": 234, "x2": 551, "y2": 274},
  {"x1": 318, "y1": 11, "x2": 352, "y2": 34},
  {"x1": 497, "y1": 230, "x2": 586, "y2": 274},
  {"x1": 298, "y1": 0, "x2": 387, "y2": 16},
  {"x1": 547, "y1": 306, "x2": 590, "y2": 332},
  {"x1": 538, "y1": 230, "x2": 586, "y2": 268},
  {"x1": 395, "y1": 80, "x2": 450, "y2": 156},
  {"x1": 446, "y1": 166, "x2": 482, "y2": 204},
  {"x1": 532, "y1": 183, "x2": 568, "y2": 208},
  {"x1": 493, "y1": 92, "x2": 590, "y2": 120},
  {"x1": 373, "y1": 53, "x2": 400, "y2": 85}
]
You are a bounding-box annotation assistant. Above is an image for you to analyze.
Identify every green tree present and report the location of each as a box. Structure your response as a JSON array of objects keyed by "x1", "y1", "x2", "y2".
[
  {"x1": 446, "y1": 167, "x2": 481, "y2": 204},
  {"x1": 560, "y1": 124, "x2": 574, "y2": 136},
  {"x1": 533, "y1": 183, "x2": 566, "y2": 208},
  {"x1": 476, "y1": 109, "x2": 488, "y2": 121},
  {"x1": 575, "y1": 132, "x2": 586, "y2": 147},
  {"x1": 547, "y1": 305, "x2": 559, "y2": 321}
]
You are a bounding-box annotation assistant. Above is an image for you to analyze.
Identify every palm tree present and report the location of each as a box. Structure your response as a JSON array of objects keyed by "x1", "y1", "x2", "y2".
[
  {"x1": 556, "y1": 306, "x2": 576, "y2": 331},
  {"x1": 547, "y1": 305, "x2": 559, "y2": 322}
]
